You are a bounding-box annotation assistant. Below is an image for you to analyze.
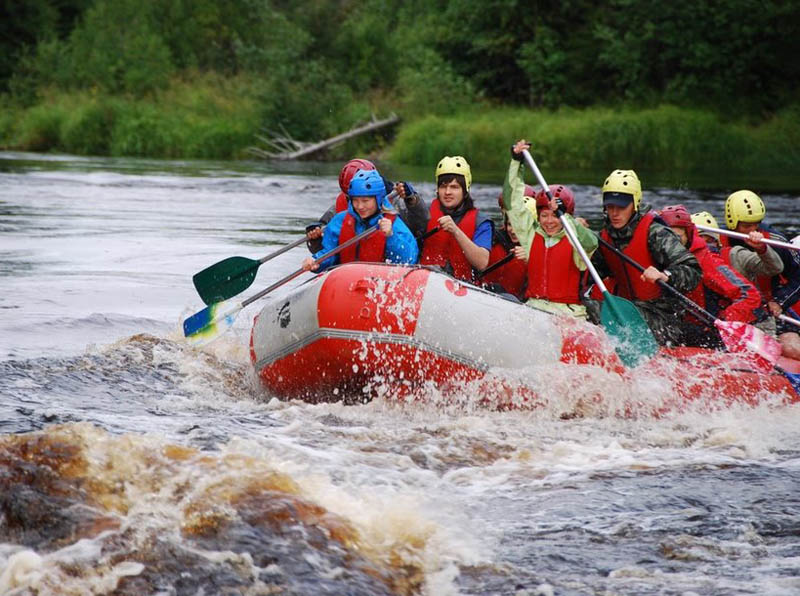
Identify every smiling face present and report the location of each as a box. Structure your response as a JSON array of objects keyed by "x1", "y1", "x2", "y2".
[
  {"x1": 605, "y1": 202, "x2": 636, "y2": 229},
  {"x1": 351, "y1": 196, "x2": 378, "y2": 219},
  {"x1": 538, "y1": 208, "x2": 562, "y2": 236},
  {"x1": 437, "y1": 178, "x2": 464, "y2": 209}
]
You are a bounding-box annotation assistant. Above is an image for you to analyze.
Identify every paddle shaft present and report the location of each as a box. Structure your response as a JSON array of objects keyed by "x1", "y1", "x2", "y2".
[
  {"x1": 779, "y1": 313, "x2": 800, "y2": 329},
  {"x1": 420, "y1": 225, "x2": 441, "y2": 241},
  {"x1": 242, "y1": 222, "x2": 383, "y2": 308},
  {"x1": 696, "y1": 225, "x2": 799, "y2": 252},
  {"x1": 594, "y1": 234, "x2": 717, "y2": 326},
  {"x1": 476, "y1": 250, "x2": 515, "y2": 279},
  {"x1": 257, "y1": 236, "x2": 308, "y2": 264},
  {"x1": 520, "y1": 150, "x2": 608, "y2": 292}
]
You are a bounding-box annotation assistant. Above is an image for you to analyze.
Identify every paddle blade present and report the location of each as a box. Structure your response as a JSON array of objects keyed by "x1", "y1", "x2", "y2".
[
  {"x1": 193, "y1": 256, "x2": 260, "y2": 305},
  {"x1": 714, "y1": 320, "x2": 781, "y2": 372},
  {"x1": 183, "y1": 299, "x2": 242, "y2": 342},
  {"x1": 600, "y1": 292, "x2": 659, "y2": 367}
]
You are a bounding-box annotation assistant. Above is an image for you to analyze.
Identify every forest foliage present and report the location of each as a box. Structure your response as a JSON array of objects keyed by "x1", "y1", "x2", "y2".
[{"x1": 2, "y1": 0, "x2": 799, "y2": 164}]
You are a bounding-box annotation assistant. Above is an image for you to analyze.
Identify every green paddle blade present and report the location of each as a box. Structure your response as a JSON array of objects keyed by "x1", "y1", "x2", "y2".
[
  {"x1": 600, "y1": 292, "x2": 659, "y2": 367},
  {"x1": 193, "y1": 256, "x2": 260, "y2": 305}
]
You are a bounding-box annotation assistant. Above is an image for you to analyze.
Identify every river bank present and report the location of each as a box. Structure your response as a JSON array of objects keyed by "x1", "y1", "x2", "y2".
[{"x1": 2, "y1": 89, "x2": 799, "y2": 189}]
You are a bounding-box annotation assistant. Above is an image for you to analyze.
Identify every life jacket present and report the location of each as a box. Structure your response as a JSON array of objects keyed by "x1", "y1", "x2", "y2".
[
  {"x1": 482, "y1": 233, "x2": 527, "y2": 297},
  {"x1": 420, "y1": 199, "x2": 479, "y2": 281},
  {"x1": 338, "y1": 213, "x2": 395, "y2": 263},
  {"x1": 334, "y1": 192, "x2": 348, "y2": 213},
  {"x1": 599, "y1": 211, "x2": 661, "y2": 301},
  {"x1": 525, "y1": 233, "x2": 582, "y2": 304},
  {"x1": 685, "y1": 233, "x2": 708, "y2": 310}
]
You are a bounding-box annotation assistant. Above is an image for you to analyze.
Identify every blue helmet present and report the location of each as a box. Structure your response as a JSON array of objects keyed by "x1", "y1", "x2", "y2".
[{"x1": 348, "y1": 169, "x2": 390, "y2": 209}]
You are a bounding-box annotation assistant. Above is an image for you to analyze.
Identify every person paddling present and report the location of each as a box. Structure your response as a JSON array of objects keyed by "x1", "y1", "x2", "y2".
[
  {"x1": 722, "y1": 191, "x2": 800, "y2": 358},
  {"x1": 502, "y1": 140, "x2": 597, "y2": 318},
  {"x1": 588, "y1": 170, "x2": 701, "y2": 345},
  {"x1": 420, "y1": 156, "x2": 493, "y2": 281},
  {"x1": 306, "y1": 158, "x2": 428, "y2": 252},
  {"x1": 301, "y1": 168, "x2": 418, "y2": 272},
  {"x1": 660, "y1": 204, "x2": 765, "y2": 347},
  {"x1": 480, "y1": 191, "x2": 530, "y2": 299}
]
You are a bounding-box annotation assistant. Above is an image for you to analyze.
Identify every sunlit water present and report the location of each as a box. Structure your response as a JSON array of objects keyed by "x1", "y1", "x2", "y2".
[{"x1": 2, "y1": 151, "x2": 800, "y2": 595}]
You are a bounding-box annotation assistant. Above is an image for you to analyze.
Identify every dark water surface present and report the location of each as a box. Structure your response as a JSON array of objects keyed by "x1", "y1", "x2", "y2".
[{"x1": 1, "y1": 151, "x2": 800, "y2": 595}]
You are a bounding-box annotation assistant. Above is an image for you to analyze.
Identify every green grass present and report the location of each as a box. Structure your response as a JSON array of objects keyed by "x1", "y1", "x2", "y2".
[
  {"x1": 388, "y1": 105, "x2": 800, "y2": 186},
  {"x1": 1, "y1": 73, "x2": 261, "y2": 158}
]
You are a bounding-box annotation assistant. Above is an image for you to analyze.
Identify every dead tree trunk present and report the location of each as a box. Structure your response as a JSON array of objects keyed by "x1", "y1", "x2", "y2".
[{"x1": 247, "y1": 113, "x2": 400, "y2": 160}]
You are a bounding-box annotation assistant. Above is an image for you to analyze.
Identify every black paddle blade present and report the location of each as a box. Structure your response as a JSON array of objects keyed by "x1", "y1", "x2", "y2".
[{"x1": 193, "y1": 256, "x2": 260, "y2": 305}]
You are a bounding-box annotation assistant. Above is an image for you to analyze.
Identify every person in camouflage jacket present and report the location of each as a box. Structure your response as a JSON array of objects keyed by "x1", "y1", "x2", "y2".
[{"x1": 588, "y1": 170, "x2": 702, "y2": 346}]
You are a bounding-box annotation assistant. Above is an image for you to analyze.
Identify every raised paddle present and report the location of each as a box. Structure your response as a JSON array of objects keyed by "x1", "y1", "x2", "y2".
[
  {"x1": 520, "y1": 148, "x2": 659, "y2": 367},
  {"x1": 695, "y1": 225, "x2": 800, "y2": 252},
  {"x1": 183, "y1": 221, "x2": 384, "y2": 342},
  {"x1": 193, "y1": 190, "x2": 399, "y2": 305},
  {"x1": 594, "y1": 234, "x2": 782, "y2": 370}
]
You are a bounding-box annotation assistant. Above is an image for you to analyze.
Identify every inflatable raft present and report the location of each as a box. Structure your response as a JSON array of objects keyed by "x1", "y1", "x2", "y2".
[{"x1": 249, "y1": 263, "x2": 800, "y2": 413}]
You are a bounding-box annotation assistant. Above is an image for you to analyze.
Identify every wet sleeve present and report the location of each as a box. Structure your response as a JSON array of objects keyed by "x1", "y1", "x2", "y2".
[
  {"x1": 472, "y1": 220, "x2": 494, "y2": 251},
  {"x1": 385, "y1": 217, "x2": 419, "y2": 264},
  {"x1": 731, "y1": 246, "x2": 783, "y2": 280},
  {"x1": 648, "y1": 223, "x2": 702, "y2": 293},
  {"x1": 399, "y1": 192, "x2": 430, "y2": 240},
  {"x1": 502, "y1": 159, "x2": 536, "y2": 251},
  {"x1": 771, "y1": 243, "x2": 800, "y2": 306}
]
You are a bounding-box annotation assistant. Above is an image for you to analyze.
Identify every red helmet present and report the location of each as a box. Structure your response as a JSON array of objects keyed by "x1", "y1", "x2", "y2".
[
  {"x1": 534, "y1": 185, "x2": 575, "y2": 215},
  {"x1": 659, "y1": 204, "x2": 693, "y2": 228},
  {"x1": 339, "y1": 159, "x2": 375, "y2": 193}
]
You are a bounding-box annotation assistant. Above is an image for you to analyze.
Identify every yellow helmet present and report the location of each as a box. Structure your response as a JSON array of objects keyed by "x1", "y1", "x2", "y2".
[
  {"x1": 436, "y1": 155, "x2": 472, "y2": 192},
  {"x1": 724, "y1": 190, "x2": 765, "y2": 230},
  {"x1": 691, "y1": 211, "x2": 720, "y2": 240},
  {"x1": 602, "y1": 169, "x2": 642, "y2": 211}
]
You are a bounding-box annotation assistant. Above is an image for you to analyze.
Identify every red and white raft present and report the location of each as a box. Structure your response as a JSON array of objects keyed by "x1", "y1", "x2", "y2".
[{"x1": 249, "y1": 262, "x2": 800, "y2": 413}]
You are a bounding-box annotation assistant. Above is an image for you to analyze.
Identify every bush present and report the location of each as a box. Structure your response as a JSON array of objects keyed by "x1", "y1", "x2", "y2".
[{"x1": 60, "y1": 97, "x2": 117, "y2": 155}]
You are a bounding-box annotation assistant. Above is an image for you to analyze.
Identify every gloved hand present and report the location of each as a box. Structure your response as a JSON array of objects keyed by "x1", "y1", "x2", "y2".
[
  {"x1": 401, "y1": 182, "x2": 416, "y2": 200},
  {"x1": 553, "y1": 198, "x2": 566, "y2": 217},
  {"x1": 510, "y1": 144, "x2": 524, "y2": 162}
]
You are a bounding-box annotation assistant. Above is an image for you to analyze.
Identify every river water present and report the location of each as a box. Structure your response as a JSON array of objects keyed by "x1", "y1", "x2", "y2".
[{"x1": 2, "y1": 151, "x2": 800, "y2": 595}]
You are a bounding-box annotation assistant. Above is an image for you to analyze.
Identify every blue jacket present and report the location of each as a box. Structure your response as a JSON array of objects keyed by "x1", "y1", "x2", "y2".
[{"x1": 313, "y1": 201, "x2": 419, "y2": 271}]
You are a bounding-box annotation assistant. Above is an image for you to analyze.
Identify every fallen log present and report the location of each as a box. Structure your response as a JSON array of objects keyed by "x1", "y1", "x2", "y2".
[{"x1": 247, "y1": 113, "x2": 400, "y2": 160}]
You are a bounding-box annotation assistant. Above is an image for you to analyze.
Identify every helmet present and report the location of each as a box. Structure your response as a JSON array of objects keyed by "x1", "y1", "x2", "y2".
[
  {"x1": 602, "y1": 169, "x2": 642, "y2": 211},
  {"x1": 724, "y1": 190, "x2": 765, "y2": 230},
  {"x1": 339, "y1": 159, "x2": 375, "y2": 193},
  {"x1": 659, "y1": 204, "x2": 693, "y2": 228},
  {"x1": 533, "y1": 185, "x2": 575, "y2": 214},
  {"x1": 435, "y1": 156, "x2": 472, "y2": 192},
  {"x1": 348, "y1": 169, "x2": 388, "y2": 208},
  {"x1": 691, "y1": 211, "x2": 721, "y2": 240}
]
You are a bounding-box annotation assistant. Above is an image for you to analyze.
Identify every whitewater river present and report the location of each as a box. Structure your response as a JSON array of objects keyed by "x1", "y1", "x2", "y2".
[{"x1": 2, "y1": 151, "x2": 800, "y2": 596}]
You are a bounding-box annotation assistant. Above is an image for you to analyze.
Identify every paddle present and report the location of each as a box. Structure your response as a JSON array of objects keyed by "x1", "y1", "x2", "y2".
[
  {"x1": 420, "y1": 226, "x2": 441, "y2": 240},
  {"x1": 779, "y1": 314, "x2": 800, "y2": 329},
  {"x1": 695, "y1": 225, "x2": 800, "y2": 252},
  {"x1": 193, "y1": 237, "x2": 307, "y2": 305},
  {"x1": 520, "y1": 149, "x2": 659, "y2": 367},
  {"x1": 476, "y1": 251, "x2": 515, "y2": 279},
  {"x1": 594, "y1": 234, "x2": 782, "y2": 371},
  {"x1": 193, "y1": 190, "x2": 399, "y2": 305},
  {"x1": 183, "y1": 221, "x2": 384, "y2": 341}
]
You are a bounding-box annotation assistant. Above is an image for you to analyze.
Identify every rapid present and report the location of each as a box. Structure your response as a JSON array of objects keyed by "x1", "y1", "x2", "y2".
[{"x1": 2, "y1": 152, "x2": 800, "y2": 595}]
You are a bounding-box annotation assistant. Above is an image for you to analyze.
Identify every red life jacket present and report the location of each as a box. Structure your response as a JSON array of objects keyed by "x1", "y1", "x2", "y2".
[
  {"x1": 334, "y1": 192, "x2": 348, "y2": 213},
  {"x1": 483, "y1": 242, "x2": 527, "y2": 297},
  {"x1": 338, "y1": 213, "x2": 395, "y2": 263},
  {"x1": 599, "y1": 212, "x2": 661, "y2": 301},
  {"x1": 420, "y1": 200, "x2": 478, "y2": 281},
  {"x1": 525, "y1": 233, "x2": 582, "y2": 304},
  {"x1": 686, "y1": 233, "x2": 709, "y2": 309}
]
